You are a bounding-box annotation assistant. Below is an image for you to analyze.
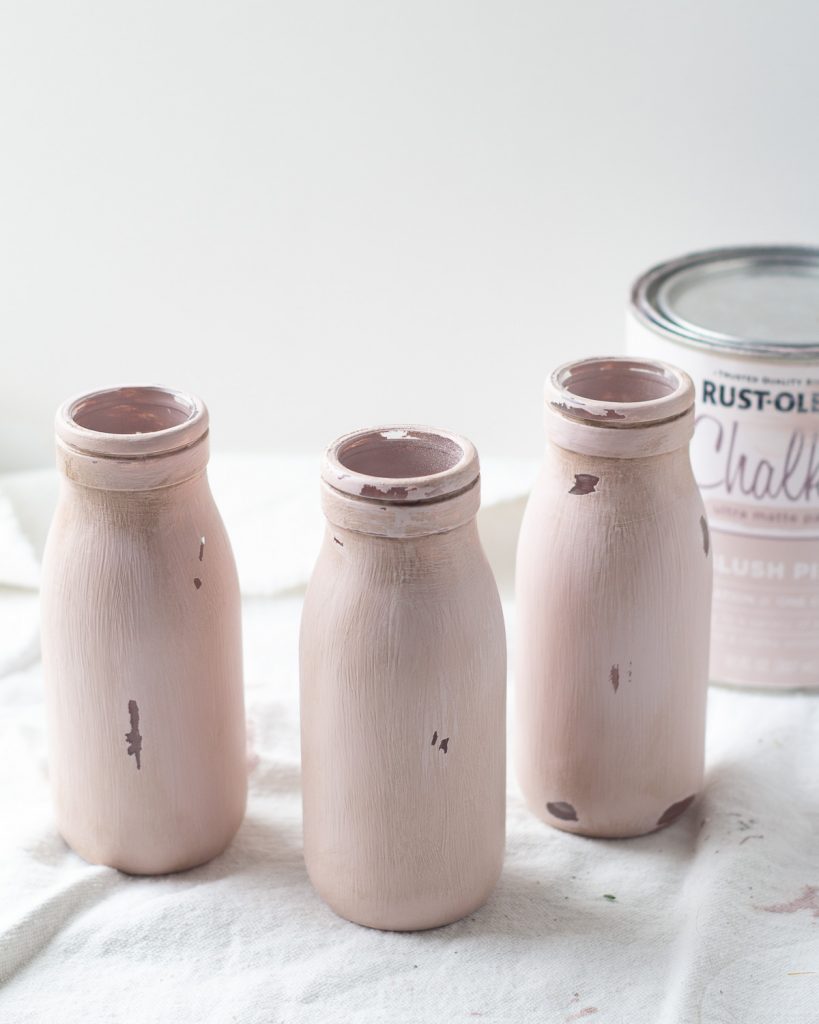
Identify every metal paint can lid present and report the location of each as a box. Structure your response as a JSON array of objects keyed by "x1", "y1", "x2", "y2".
[{"x1": 630, "y1": 245, "x2": 819, "y2": 359}]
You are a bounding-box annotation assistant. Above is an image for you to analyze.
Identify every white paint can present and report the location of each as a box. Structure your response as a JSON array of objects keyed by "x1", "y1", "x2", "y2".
[{"x1": 628, "y1": 245, "x2": 819, "y2": 690}]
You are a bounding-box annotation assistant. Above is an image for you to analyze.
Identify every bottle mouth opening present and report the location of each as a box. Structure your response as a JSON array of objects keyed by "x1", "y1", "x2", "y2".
[
  {"x1": 337, "y1": 429, "x2": 464, "y2": 479},
  {"x1": 69, "y1": 386, "x2": 197, "y2": 435},
  {"x1": 548, "y1": 356, "x2": 694, "y2": 427},
  {"x1": 323, "y1": 426, "x2": 479, "y2": 503},
  {"x1": 57, "y1": 386, "x2": 207, "y2": 458}
]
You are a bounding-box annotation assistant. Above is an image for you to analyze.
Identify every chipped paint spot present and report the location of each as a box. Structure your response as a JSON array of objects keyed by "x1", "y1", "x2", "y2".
[
  {"x1": 431, "y1": 730, "x2": 438, "y2": 745},
  {"x1": 547, "y1": 801, "x2": 578, "y2": 821},
  {"x1": 762, "y1": 886, "x2": 819, "y2": 918},
  {"x1": 569, "y1": 474, "x2": 599, "y2": 495},
  {"x1": 199, "y1": 536, "x2": 205, "y2": 561},
  {"x1": 194, "y1": 577, "x2": 202, "y2": 589},
  {"x1": 380, "y1": 428, "x2": 410, "y2": 439},
  {"x1": 333, "y1": 536, "x2": 344, "y2": 546},
  {"x1": 360, "y1": 483, "x2": 412, "y2": 499},
  {"x1": 657, "y1": 794, "x2": 695, "y2": 826},
  {"x1": 553, "y1": 400, "x2": 626, "y2": 421},
  {"x1": 125, "y1": 700, "x2": 142, "y2": 770},
  {"x1": 610, "y1": 664, "x2": 620, "y2": 692},
  {"x1": 700, "y1": 515, "x2": 710, "y2": 556},
  {"x1": 439, "y1": 737, "x2": 449, "y2": 753}
]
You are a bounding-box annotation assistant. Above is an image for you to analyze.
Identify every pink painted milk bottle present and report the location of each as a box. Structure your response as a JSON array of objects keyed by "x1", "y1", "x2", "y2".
[
  {"x1": 41, "y1": 386, "x2": 247, "y2": 873},
  {"x1": 300, "y1": 426, "x2": 506, "y2": 930},
  {"x1": 516, "y1": 357, "x2": 712, "y2": 838}
]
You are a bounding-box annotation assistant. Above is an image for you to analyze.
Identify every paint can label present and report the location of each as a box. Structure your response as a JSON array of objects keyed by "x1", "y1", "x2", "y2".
[{"x1": 627, "y1": 318, "x2": 819, "y2": 688}]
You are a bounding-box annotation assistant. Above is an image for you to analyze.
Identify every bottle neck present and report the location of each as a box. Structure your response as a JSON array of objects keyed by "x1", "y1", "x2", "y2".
[
  {"x1": 57, "y1": 432, "x2": 210, "y2": 491},
  {"x1": 320, "y1": 477, "x2": 480, "y2": 539},
  {"x1": 55, "y1": 385, "x2": 210, "y2": 491},
  {"x1": 545, "y1": 405, "x2": 695, "y2": 459},
  {"x1": 545, "y1": 356, "x2": 696, "y2": 460},
  {"x1": 320, "y1": 425, "x2": 481, "y2": 539},
  {"x1": 57, "y1": 469, "x2": 212, "y2": 525}
]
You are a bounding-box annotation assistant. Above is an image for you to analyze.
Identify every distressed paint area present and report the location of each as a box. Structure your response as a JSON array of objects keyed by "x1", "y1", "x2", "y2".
[
  {"x1": 610, "y1": 664, "x2": 620, "y2": 692},
  {"x1": 125, "y1": 700, "x2": 142, "y2": 770},
  {"x1": 380, "y1": 428, "x2": 411, "y2": 440},
  {"x1": 762, "y1": 886, "x2": 819, "y2": 918},
  {"x1": 198, "y1": 536, "x2": 205, "y2": 561},
  {"x1": 333, "y1": 536, "x2": 344, "y2": 547},
  {"x1": 194, "y1": 577, "x2": 202, "y2": 589},
  {"x1": 552, "y1": 401, "x2": 626, "y2": 422},
  {"x1": 360, "y1": 483, "x2": 411, "y2": 499},
  {"x1": 547, "y1": 801, "x2": 578, "y2": 821},
  {"x1": 657, "y1": 794, "x2": 695, "y2": 826},
  {"x1": 431, "y1": 731, "x2": 438, "y2": 745},
  {"x1": 569, "y1": 474, "x2": 599, "y2": 496},
  {"x1": 700, "y1": 515, "x2": 710, "y2": 556},
  {"x1": 439, "y1": 737, "x2": 449, "y2": 753}
]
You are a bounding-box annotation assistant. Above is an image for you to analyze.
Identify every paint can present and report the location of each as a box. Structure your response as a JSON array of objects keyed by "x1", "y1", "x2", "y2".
[{"x1": 628, "y1": 246, "x2": 819, "y2": 689}]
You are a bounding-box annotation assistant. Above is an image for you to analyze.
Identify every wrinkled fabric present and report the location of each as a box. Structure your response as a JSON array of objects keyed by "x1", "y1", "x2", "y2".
[{"x1": 0, "y1": 456, "x2": 816, "y2": 1024}]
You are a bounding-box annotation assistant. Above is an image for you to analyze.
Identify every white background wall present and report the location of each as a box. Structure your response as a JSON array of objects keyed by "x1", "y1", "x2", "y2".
[{"x1": 1, "y1": 0, "x2": 818, "y2": 471}]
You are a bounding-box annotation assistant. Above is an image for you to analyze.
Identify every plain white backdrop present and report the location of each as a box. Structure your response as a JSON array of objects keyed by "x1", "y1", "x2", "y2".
[{"x1": 1, "y1": 0, "x2": 818, "y2": 471}]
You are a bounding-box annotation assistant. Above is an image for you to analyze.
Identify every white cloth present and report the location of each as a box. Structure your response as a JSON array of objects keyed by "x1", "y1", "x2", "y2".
[{"x1": 0, "y1": 455, "x2": 817, "y2": 1024}]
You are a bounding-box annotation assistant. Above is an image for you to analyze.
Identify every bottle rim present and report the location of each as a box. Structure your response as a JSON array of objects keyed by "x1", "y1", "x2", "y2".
[
  {"x1": 547, "y1": 356, "x2": 694, "y2": 429},
  {"x1": 56, "y1": 385, "x2": 208, "y2": 458},
  {"x1": 320, "y1": 426, "x2": 481, "y2": 537},
  {"x1": 322, "y1": 425, "x2": 479, "y2": 504},
  {"x1": 544, "y1": 357, "x2": 695, "y2": 459}
]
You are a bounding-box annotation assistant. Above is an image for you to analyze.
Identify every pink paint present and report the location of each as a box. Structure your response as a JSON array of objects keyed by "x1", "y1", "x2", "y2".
[{"x1": 763, "y1": 886, "x2": 819, "y2": 918}]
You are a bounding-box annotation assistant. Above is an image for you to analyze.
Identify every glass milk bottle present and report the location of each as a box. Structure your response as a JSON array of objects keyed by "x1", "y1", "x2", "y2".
[
  {"x1": 41, "y1": 386, "x2": 246, "y2": 873},
  {"x1": 300, "y1": 426, "x2": 506, "y2": 930},
  {"x1": 516, "y1": 358, "x2": 712, "y2": 837}
]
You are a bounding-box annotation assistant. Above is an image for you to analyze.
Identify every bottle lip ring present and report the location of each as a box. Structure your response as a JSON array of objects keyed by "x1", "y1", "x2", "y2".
[
  {"x1": 321, "y1": 425, "x2": 479, "y2": 504},
  {"x1": 56, "y1": 385, "x2": 208, "y2": 459},
  {"x1": 547, "y1": 356, "x2": 694, "y2": 429}
]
